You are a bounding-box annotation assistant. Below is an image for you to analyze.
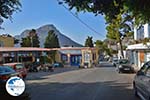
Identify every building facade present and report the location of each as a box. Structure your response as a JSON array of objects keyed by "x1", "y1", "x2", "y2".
[
  {"x1": 0, "y1": 47, "x2": 99, "y2": 67},
  {"x1": 0, "y1": 35, "x2": 14, "y2": 47},
  {"x1": 134, "y1": 23, "x2": 150, "y2": 40},
  {"x1": 55, "y1": 47, "x2": 99, "y2": 67},
  {"x1": 127, "y1": 23, "x2": 150, "y2": 70}
]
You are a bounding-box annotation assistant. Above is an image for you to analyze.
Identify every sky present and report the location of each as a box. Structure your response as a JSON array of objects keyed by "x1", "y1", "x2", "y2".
[{"x1": 0, "y1": 0, "x2": 107, "y2": 45}]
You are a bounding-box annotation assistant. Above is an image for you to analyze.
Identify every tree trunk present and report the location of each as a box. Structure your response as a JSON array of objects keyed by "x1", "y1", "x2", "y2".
[{"x1": 119, "y1": 39, "x2": 124, "y2": 59}]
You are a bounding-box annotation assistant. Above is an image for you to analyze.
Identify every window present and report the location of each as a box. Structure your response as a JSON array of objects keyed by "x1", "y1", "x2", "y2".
[
  {"x1": 61, "y1": 54, "x2": 68, "y2": 61},
  {"x1": 140, "y1": 62, "x2": 150, "y2": 73},
  {"x1": 148, "y1": 24, "x2": 150, "y2": 37},
  {"x1": 0, "y1": 41, "x2": 4, "y2": 47},
  {"x1": 137, "y1": 25, "x2": 144, "y2": 40},
  {"x1": 145, "y1": 68, "x2": 150, "y2": 77}
]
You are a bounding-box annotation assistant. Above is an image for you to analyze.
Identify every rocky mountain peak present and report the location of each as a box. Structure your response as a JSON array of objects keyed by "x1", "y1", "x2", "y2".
[{"x1": 15, "y1": 24, "x2": 82, "y2": 47}]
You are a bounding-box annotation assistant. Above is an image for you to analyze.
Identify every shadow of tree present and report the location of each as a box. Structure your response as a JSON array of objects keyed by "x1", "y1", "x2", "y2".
[
  {"x1": 97, "y1": 63, "x2": 115, "y2": 67},
  {"x1": 0, "y1": 90, "x2": 31, "y2": 100},
  {"x1": 27, "y1": 81, "x2": 140, "y2": 100}
]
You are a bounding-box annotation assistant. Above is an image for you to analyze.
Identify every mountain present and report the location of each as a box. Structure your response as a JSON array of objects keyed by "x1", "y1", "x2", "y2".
[{"x1": 15, "y1": 24, "x2": 83, "y2": 47}]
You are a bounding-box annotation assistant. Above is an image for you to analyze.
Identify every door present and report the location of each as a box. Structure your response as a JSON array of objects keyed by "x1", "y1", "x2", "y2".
[
  {"x1": 143, "y1": 66, "x2": 150, "y2": 99},
  {"x1": 135, "y1": 62, "x2": 149, "y2": 97},
  {"x1": 70, "y1": 55, "x2": 82, "y2": 66}
]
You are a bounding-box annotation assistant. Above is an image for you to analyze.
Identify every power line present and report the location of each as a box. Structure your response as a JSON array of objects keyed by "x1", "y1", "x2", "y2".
[{"x1": 56, "y1": 0, "x2": 105, "y2": 38}]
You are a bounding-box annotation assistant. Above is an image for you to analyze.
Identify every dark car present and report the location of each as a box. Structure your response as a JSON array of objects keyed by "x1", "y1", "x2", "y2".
[
  {"x1": 116, "y1": 59, "x2": 134, "y2": 73},
  {"x1": 3, "y1": 63, "x2": 27, "y2": 79},
  {"x1": 0, "y1": 66, "x2": 19, "y2": 92},
  {"x1": 53, "y1": 62, "x2": 64, "y2": 68},
  {"x1": 0, "y1": 66, "x2": 30, "y2": 99},
  {"x1": 28, "y1": 62, "x2": 41, "y2": 72},
  {"x1": 133, "y1": 61, "x2": 150, "y2": 100}
]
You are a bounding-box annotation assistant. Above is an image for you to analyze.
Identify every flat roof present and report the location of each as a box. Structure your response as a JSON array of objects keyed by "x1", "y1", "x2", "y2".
[
  {"x1": 0, "y1": 47, "x2": 96, "y2": 52},
  {"x1": 127, "y1": 43, "x2": 150, "y2": 50},
  {"x1": 0, "y1": 47, "x2": 50, "y2": 52}
]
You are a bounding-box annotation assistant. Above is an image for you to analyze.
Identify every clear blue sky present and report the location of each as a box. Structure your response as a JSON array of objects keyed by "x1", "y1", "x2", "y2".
[{"x1": 0, "y1": 0, "x2": 107, "y2": 45}]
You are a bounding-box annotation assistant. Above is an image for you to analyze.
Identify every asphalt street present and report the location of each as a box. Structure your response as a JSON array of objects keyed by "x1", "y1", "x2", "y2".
[{"x1": 26, "y1": 64, "x2": 140, "y2": 100}]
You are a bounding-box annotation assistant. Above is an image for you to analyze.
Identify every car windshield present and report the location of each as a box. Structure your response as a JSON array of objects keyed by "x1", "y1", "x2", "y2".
[
  {"x1": 0, "y1": 66, "x2": 15, "y2": 73},
  {"x1": 119, "y1": 59, "x2": 130, "y2": 64}
]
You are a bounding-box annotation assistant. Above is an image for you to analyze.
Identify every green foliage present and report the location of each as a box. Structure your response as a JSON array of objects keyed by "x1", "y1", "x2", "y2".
[
  {"x1": 21, "y1": 37, "x2": 31, "y2": 47},
  {"x1": 142, "y1": 38, "x2": 150, "y2": 45},
  {"x1": 44, "y1": 30, "x2": 60, "y2": 63},
  {"x1": 20, "y1": 29, "x2": 40, "y2": 47},
  {"x1": 85, "y1": 36, "x2": 94, "y2": 47},
  {"x1": 32, "y1": 34, "x2": 40, "y2": 47},
  {"x1": 40, "y1": 56, "x2": 52, "y2": 64},
  {"x1": 126, "y1": 31, "x2": 134, "y2": 37},
  {"x1": 95, "y1": 40, "x2": 112, "y2": 56},
  {"x1": 126, "y1": 0, "x2": 150, "y2": 25},
  {"x1": 0, "y1": 0, "x2": 21, "y2": 28},
  {"x1": 106, "y1": 12, "x2": 133, "y2": 58},
  {"x1": 122, "y1": 45, "x2": 127, "y2": 50},
  {"x1": 62, "y1": 0, "x2": 150, "y2": 25},
  {"x1": 44, "y1": 30, "x2": 60, "y2": 48}
]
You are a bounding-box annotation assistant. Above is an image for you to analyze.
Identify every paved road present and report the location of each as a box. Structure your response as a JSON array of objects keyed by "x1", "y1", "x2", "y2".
[{"x1": 26, "y1": 65, "x2": 140, "y2": 100}]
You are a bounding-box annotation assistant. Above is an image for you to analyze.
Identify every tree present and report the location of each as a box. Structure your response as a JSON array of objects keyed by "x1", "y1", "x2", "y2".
[
  {"x1": 0, "y1": 0, "x2": 21, "y2": 28},
  {"x1": 44, "y1": 30, "x2": 60, "y2": 48},
  {"x1": 20, "y1": 29, "x2": 40, "y2": 47},
  {"x1": 106, "y1": 13, "x2": 133, "y2": 58},
  {"x1": 44, "y1": 30, "x2": 60, "y2": 63},
  {"x1": 32, "y1": 34, "x2": 40, "y2": 47},
  {"x1": 95, "y1": 40, "x2": 112, "y2": 56},
  {"x1": 20, "y1": 37, "x2": 31, "y2": 47},
  {"x1": 62, "y1": 0, "x2": 150, "y2": 25},
  {"x1": 85, "y1": 36, "x2": 94, "y2": 47}
]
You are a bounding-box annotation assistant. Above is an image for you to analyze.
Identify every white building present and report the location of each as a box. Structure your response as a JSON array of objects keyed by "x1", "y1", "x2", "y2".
[
  {"x1": 134, "y1": 23, "x2": 150, "y2": 40},
  {"x1": 127, "y1": 23, "x2": 150, "y2": 70}
]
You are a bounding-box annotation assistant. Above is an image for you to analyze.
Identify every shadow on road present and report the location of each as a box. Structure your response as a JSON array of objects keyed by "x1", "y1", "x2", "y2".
[
  {"x1": 97, "y1": 62, "x2": 115, "y2": 68},
  {"x1": 27, "y1": 81, "x2": 140, "y2": 100},
  {"x1": 26, "y1": 67, "x2": 80, "y2": 80},
  {"x1": 0, "y1": 90, "x2": 31, "y2": 100}
]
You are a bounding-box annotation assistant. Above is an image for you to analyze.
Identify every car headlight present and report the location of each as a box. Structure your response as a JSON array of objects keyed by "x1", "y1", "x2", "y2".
[{"x1": 119, "y1": 65, "x2": 122, "y2": 68}]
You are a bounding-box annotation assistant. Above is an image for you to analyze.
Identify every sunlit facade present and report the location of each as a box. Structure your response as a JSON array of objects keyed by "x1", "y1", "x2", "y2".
[{"x1": 134, "y1": 23, "x2": 150, "y2": 40}]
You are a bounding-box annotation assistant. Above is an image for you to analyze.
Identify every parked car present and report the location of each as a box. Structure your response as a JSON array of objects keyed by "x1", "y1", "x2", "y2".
[
  {"x1": 0, "y1": 66, "x2": 19, "y2": 91},
  {"x1": 3, "y1": 63, "x2": 27, "y2": 79},
  {"x1": 99, "y1": 58, "x2": 109, "y2": 64},
  {"x1": 53, "y1": 62, "x2": 64, "y2": 68},
  {"x1": 28, "y1": 62, "x2": 41, "y2": 72},
  {"x1": 112, "y1": 57, "x2": 118, "y2": 67},
  {"x1": 133, "y1": 61, "x2": 150, "y2": 100},
  {"x1": 116, "y1": 59, "x2": 134, "y2": 73},
  {"x1": 0, "y1": 66, "x2": 30, "y2": 99}
]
